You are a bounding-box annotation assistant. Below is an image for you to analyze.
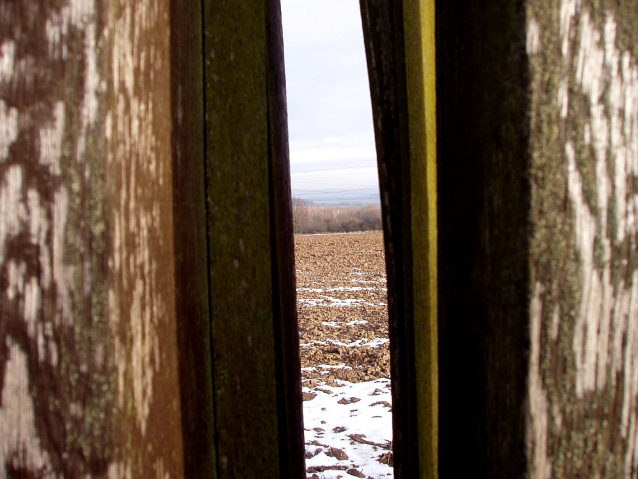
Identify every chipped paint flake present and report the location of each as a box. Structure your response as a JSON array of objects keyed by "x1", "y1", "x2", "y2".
[
  {"x1": 527, "y1": 282, "x2": 552, "y2": 479},
  {"x1": 39, "y1": 102, "x2": 65, "y2": 175},
  {"x1": 0, "y1": 41, "x2": 15, "y2": 82},
  {"x1": 0, "y1": 340, "x2": 53, "y2": 473},
  {"x1": 0, "y1": 100, "x2": 18, "y2": 162},
  {"x1": 527, "y1": 17, "x2": 542, "y2": 56}
]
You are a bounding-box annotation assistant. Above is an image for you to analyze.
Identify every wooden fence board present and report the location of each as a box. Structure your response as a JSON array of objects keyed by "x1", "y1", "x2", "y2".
[
  {"x1": 265, "y1": 0, "x2": 306, "y2": 475},
  {"x1": 0, "y1": 2, "x2": 119, "y2": 473},
  {"x1": 0, "y1": 0, "x2": 198, "y2": 476},
  {"x1": 436, "y1": 2, "x2": 530, "y2": 477},
  {"x1": 526, "y1": 1, "x2": 638, "y2": 477},
  {"x1": 105, "y1": 0, "x2": 186, "y2": 474},
  {"x1": 2, "y1": 0, "x2": 302, "y2": 477}
]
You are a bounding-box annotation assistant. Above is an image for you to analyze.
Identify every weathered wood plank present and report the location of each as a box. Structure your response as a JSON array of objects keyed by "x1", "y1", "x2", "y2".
[
  {"x1": 203, "y1": 0, "x2": 304, "y2": 477},
  {"x1": 360, "y1": 0, "x2": 438, "y2": 477},
  {"x1": 0, "y1": 0, "x2": 213, "y2": 476},
  {"x1": 403, "y1": 2, "x2": 438, "y2": 478},
  {"x1": 103, "y1": 1, "x2": 188, "y2": 474},
  {"x1": 265, "y1": 0, "x2": 306, "y2": 475},
  {"x1": 0, "y1": 1, "x2": 120, "y2": 475}
]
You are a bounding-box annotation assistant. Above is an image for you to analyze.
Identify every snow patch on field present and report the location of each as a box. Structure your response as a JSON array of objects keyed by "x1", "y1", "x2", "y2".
[
  {"x1": 299, "y1": 286, "x2": 385, "y2": 292},
  {"x1": 301, "y1": 338, "x2": 389, "y2": 349},
  {"x1": 295, "y1": 232, "x2": 392, "y2": 478},
  {"x1": 303, "y1": 378, "x2": 394, "y2": 479},
  {"x1": 299, "y1": 297, "x2": 378, "y2": 307}
]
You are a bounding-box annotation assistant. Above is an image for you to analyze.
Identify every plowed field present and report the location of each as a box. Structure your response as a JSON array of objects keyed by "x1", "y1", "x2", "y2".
[{"x1": 296, "y1": 232, "x2": 393, "y2": 479}]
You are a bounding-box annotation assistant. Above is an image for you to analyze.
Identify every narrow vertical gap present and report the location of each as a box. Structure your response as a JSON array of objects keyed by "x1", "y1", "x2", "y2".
[{"x1": 280, "y1": 2, "x2": 394, "y2": 478}]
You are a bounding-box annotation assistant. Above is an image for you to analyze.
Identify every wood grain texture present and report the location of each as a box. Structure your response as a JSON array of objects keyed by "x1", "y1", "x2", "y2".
[
  {"x1": 403, "y1": 2, "x2": 438, "y2": 477},
  {"x1": 104, "y1": 1, "x2": 187, "y2": 475},
  {"x1": 437, "y1": 0, "x2": 638, "y2": 477},
  {"x1": 527, "y1": 1, "x2": 638, "y2": 477},
  {"x1": 360, "y1": 1, "x2": 437, "y2": 477},
  {"x1": 265, "y1": 0, "x2": 306, "y2": 476}
]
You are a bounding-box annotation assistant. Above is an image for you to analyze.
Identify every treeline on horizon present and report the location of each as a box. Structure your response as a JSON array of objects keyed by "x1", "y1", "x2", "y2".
[{"x1": 291, "y1": 197, "x2": 382, "y2": 234}]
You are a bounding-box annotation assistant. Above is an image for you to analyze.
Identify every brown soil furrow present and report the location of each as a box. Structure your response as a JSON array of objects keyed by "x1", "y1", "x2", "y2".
[{"x1": 295, "y1": 232, "x2": 390, "y2": 384}]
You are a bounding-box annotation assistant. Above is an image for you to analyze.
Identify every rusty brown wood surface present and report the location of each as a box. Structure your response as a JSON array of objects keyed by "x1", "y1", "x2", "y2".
[
  {"x1": 0, "y1": 0, "x2": 215, "y2": 476},
  {"x1": 104, "y1": 0, "x2": 188, "y2": 474},
  {"x1": 170, "y1": 0, "x2": 217, "y2": 477},
  {"x1": 2, "y1": 0, "x2": 303, "y2": 477}
]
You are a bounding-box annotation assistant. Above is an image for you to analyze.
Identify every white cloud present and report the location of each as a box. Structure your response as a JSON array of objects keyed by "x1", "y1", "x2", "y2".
[{"x1": 281, "y1": 0, "x2": 378, "y2": 198}]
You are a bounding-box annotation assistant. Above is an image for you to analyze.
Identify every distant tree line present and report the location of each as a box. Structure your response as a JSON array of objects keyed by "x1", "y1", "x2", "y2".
[{"x1": 291, "y1": 197, "x2": 383, "y2": 234}]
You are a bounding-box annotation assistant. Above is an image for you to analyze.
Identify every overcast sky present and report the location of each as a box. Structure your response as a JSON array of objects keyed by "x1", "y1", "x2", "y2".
[{"x1": 280, "y1": 0, "x2": 379, "y2": 201}]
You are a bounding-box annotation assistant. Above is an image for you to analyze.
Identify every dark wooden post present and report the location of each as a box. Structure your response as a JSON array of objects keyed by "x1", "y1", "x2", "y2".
[
  {"x1": 363, "y1": 0, "x2": 638, "y2": 477},
  {"x1": 436, "y1": 1, "x2": 530, "y2": 477},
  {"x1": 437, "y1": 1, "x2": 638, "y2": 477}
]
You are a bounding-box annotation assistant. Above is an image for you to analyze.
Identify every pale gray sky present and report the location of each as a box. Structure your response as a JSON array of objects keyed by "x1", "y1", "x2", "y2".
[{"x1": 281, "y1": 0, "x2": 379, "y2": 202}]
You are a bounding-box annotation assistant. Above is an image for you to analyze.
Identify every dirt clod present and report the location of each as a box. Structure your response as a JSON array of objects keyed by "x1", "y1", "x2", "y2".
[
  {"x1": 346, "y1": 469, "x2": 366, "y2": 477},
  {"x1": 326, "y1": 447, "x2": 349, "y2": 461},
  {"x1": 378, "y1": 451, "x2": 393, "y2": 466},
  {"x1": 303, "y1": 392, "x2": 317, "y2": 401}
]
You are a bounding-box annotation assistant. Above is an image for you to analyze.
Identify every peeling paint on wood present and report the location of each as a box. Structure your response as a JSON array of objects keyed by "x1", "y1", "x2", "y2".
[
  {"x1": 2, "y1": 0, "x2": 297, "y2": 476},
  {"x1": 437, "y1": 0, "x2": 638, "y2": 475},
  {"x1": 103, "y1": 0, "x2": 187, "y2": 475}
]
